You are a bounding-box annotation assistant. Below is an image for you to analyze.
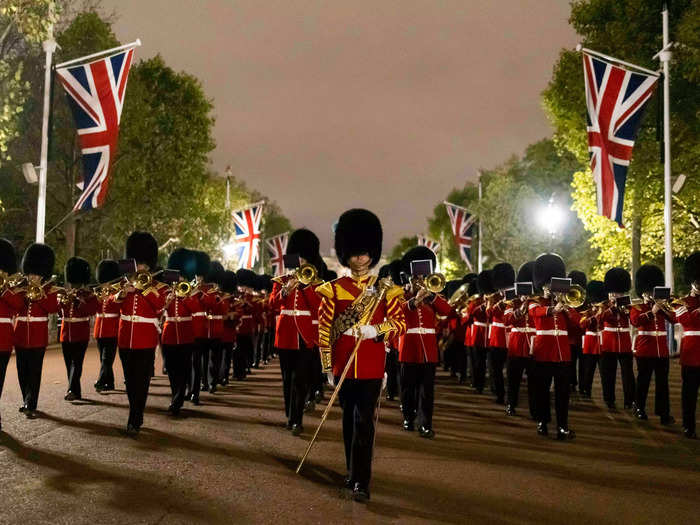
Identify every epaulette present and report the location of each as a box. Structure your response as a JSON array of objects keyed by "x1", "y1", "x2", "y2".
[
  {"x1": 316, "y1": 281, "x2": 334, "y2": 299},
  {"x1": 386, "y1": 285, "x2": 404, "y2": 302}
]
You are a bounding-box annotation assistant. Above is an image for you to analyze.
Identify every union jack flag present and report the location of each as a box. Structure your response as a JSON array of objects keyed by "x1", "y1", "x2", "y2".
[
  {"x1": 265, "y1": 232, "x2": 289, "y2": 277},
  {"x1": 55, "y1": 46, "x2": 136, "y2": 211},
  {"x1": 232, "y1": 202, "x2": 264, "y2": 269},
  {"x1": 583, "y1": 51, "x2": 658, "y2": 226},
  {"x1": 445, "y1": 202, "x2": 476, "y2": 271},
  {"x1": 417, "y1": 235, "x2": 440, "y2": 254}
]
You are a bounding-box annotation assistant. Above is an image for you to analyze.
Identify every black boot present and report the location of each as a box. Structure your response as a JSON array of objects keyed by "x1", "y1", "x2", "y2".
[{"x1": 537, "y1": 422, "x2": 548, "y2": 436}]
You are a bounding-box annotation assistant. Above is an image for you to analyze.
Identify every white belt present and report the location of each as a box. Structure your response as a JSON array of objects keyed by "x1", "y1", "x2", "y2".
[
  {"x1": 165, "y1": 316, "x2": 192, "y2": 322},
  {"x1": 585, "y1": 331, "x2": 601, "y2": 337},
  {"x1": 120, "y1": 314, "x2": 159, "y2": 326},
  {"x1": 491, "y1": 322, "x2": 506, "y2": 328},
  {"x1": 96, "y1": 313, "x2": 119, "y2": 319},
  {"x1": 15, "y1": 316, "x2": 48, "y2": 322},
  {"x1": 280, "y1": 309, "x2": 311, "y2": 316},
  {"x1": 510, "y1": 327, "x2": 535, "y2": 334},
  {"x1": 63, "y1": 317, "x2": 89, "y2": 323},
  {"x1": 683, "y1": 331, "x2": 700, "y2": 337},
  {"x1": 0, "y1": 318, "x2": 12, "y2": 324},
  {"x1": 473, "y1": 321, "x2": 488, "y2": 328},
  {"x1": 192, "y1": 312, "x2": 207, "y2": 318},
  {"x1": 604, "y1": 327, "x2": 630, "y2": 333},
  {"x1": 208, "y1": 315, "x2": 224, "y2": 320},
  {"x1": 240, "y1": 315, "x2": 252, "y2": 320},
  {"x1": 406, "y1": 328, "x2": 436, "y2": 335},
  {"x1": 536, "y1": 329, "x2": 568, "y2": 336},
  {"x1": 637, "y1": 331, "x2": 666, "y2": 336}
]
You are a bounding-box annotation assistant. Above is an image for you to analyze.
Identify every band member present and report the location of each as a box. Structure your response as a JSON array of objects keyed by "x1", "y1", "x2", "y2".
[
  {"x1": 453, "y1": 274, "x2": 477, "y2": 383},
  {"x1": 398, "y1": 246, "x2": 452, "y2": 438},
  {"x1": 379, "y1": 261, "x2": 402, "y2": 400},
  {"x1": 0, "y1": 239, "x2": 19, "y2": 430},
  {"x1": 187, "y1": 251, "x2": 215, "y2": 404},
  {"x1": 465, "y1": 271, "x2": 493, "y2": 394},
  {"x1": 503, "y1": 261, "x2": 536, "y2": 417},
  {"x1": 317, "y1": 208, "x2": 406, "y2": 502},
  {"x1": 115, "y1": 232, "x2": 168, "y2": 435},
  {"x1": 220, "y1": 270, "x2": 239, "y2": 385},
  {"x1": 567, "y1": 270, "x2": 587, "y2": 393},
  {"x1": 12, "y1": 243, "x2": 59, "y2": 418},
  {"x1": 676, "y1": 252, "x2": 699, "y2": 439},
  {"x1": 270, "y1": 228, "x2": 322, "y2": 434},
  {"x1": 94, "y1": 260, "x2": 121, "y2": 392},
  {"x1": 259, "y1": 274, "x2": 274, "y2": 366},
  {"x1": 234, "y1": 269, "x2": 258, "y2": 380},
  {"x1": 203, "y1": 261, "x2": 226, "y2": 393},
  {"x1": 630, "y1": 264, "x2": 674, "y2": 424},
  {"x1": 598, "y1": 267, "x2": 635, "y2": 410},
  {"x1": 530, "y1": 253, "x2": 580, "y2": 440},
  {"x1": 161, "y1": 248, "x2": 198, "y2": 416},
  {"x1": 579, "y1": 280, "x2": 605, "y2": 399},
  {"x1": 487, "y1": 262, "x2": 515, "y2": 405},
  {"x1": 306, "y1": 268, "x2": 336, "y2": 408},
  {"x1": 59, "y1": 257, "x2": 98, "y2": 401}
]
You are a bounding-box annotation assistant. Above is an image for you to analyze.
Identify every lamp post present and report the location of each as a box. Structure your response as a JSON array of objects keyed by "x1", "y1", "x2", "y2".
[{"x1": 538, "y1": 195, "x2": 566, "y2": 249}]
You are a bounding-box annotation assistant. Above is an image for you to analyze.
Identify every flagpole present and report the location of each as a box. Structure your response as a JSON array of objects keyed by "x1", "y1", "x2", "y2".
[
  {"x1": 658, "y1": 4, "x2": 673, "y2": 290},
  {"x1": 54, "y1": 39, "x2": 142, "y2": 69},
  {"x1": 35, "y1": 1, "x2": 56, "y2": 243},
  {"x1": 477, "y1": 173, "x2": 483, "y2": 273}
]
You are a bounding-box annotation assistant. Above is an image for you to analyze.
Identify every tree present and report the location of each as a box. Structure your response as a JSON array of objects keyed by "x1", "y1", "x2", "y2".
[{"x1": 388, "y1": 235, "x2": 418, "y2": 262}]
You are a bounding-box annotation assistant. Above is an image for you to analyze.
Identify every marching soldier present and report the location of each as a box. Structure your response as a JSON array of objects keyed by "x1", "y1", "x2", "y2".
[
  {"x1": 676, "y1": 251, "x2": 700, "y2": 439},
  {"x1": 220, "y1": 270, "x2": 239, "y2": 385},
  {"x1": 487, "y1": 263, "x2": 515, "y2": 405},
  {"x1": 234, "y1": 269, "x2": 258, "y2": 380},
  {"x1": 316, "y1": 209, "x2": 406, "y2": 502},
  {"x1": 187, "y1": 251, "x2": 215, "y2": 404},
  {"x1": 630, "y1": 264, "x2": 674, "y2": 424},
  {"x1": 398, "y1": 246, "x2": 452, "y2": 438},
  {"x1": 567, "y1": 270, "x2": 587, "y2": 394},
  {"x1": 598, "y1": 267, "x2": 635, "y2": 410},
  {"x1": 94, "y1": 260, "x2": 122, "y2": 392},
  {"x1": 379, "y1": 261, "x2": 402, "y2": 400},
  {"x1": 12, "y1": 243, "x2": 60, "y2": 418},
  {"x1": 465, "y1": 271, "x2": 492, "y2": 394},
  {"x1": 114, "y1": 232, "x2": 168, "y2": 435},
  {"x1": 530, "y1": 253, "x2": 580, "y2": 440},
  {"x1": 0, "y1": 239, "x2": 19, "y2": 430},
  {"x1": 203, "y1": 261, "x2": 226, "y2": 393},
  {"x1": 579, "y1": 280, "x2": 606, "y2": 399},
  {"x1": 59, "y1": 257, "x2": 98, "y2": 401}
]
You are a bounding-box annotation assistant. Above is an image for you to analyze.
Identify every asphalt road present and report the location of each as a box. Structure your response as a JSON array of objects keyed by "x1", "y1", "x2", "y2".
[{"x1": 0, "y1": 344, "x2": 698, "y2": 524}]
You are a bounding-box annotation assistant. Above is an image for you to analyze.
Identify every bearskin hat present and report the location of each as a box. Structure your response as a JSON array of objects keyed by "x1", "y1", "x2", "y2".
[
  {"x1": 444, "y1": 279, "x2": 463, "y2": 299},
  {"x1": 192, "y1": 251, "x2": 210, "y2": 278},
  {"x1": 604, "y1": 267, "x2": 631, "y2": 294},
  {"x1": 516, "y1": 261, "x2": 535, "y2": 283},
  {"x1": 401, "y1": 246, "x2": 436, "y2": 275},
  {"x1": 207, "y1": 261, "x2": 225, "y2": 285},
  {"x1": 96, "y1": 259, "x2": 120, "y2": 284},
  {"x1": 21, "y1": 243, "x2": 54, "y2": 279},
  {"x1": 65, "y1": 257, "x2": 91, "y2": 285},
  {"x1": 254, "y1": 274, "x2": 272, "y2": 292},
  {"x1": 287, "y1": 229, "x2": 320, "y2": 262},
  {"x1": 568, "y1": 270, "x2": 587, "y2": 288},
  {"x1": 491, "y1": 263, "x2": 515, "y2": 291},
  {"x1": 586, "y1": 280, "x2": 606, "y2": 304},
  {"x1": 168, "y1": 248, "x2": 197, "y2": 281},
  {"x1": 378, "y1": 264, "x2": 391, "y2": 280},
  {"x1": 334, "y1": 208, "x2": 382, "y2": 268},
  {"x1": 635, "y1": 264, "x2": 664, "y2": 296},
  {"x1": 125, "y1": 231, "x2": 158, "y2": 270},
  {"x1": 324, "y1": 269, "x2": 338, "y2": 281},
  {"x1": 534, "y1": 253, "x2": 566, "y2": 291},
  {"x1": 221, "y1": 270, "x2": 238, "y2": 295},
  {"x1": 685, "y1": 251, "x2": 700, "y2": 285},
  {"x1": 477, "y1": 270, "x2": 495, "y2": 295},
  {"x1": 236, "y1": 268, "x2": 257, "y2": 288},
  {"x1": 467, "y1": 279, "x2": 478, "y2": 297},
  {"x1": 462, "y1": 273, "x2": 477, "y2": 285},
  {"x1": 0, "y1": 238, "x2": 17, "y2": 274}
]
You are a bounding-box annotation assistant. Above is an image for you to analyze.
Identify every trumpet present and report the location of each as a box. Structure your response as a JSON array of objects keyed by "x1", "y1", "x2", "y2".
[
  {"x1": 296, "y1": 263, "x2": 318, "y2": 285},
  {"x1": 24, "y1": 276, "x2": 53, "y2": 302},
  {"x1": 174, "y1": 281, "x2": 191, "y2": 298},
  {"x1": 0, "y1": 271, "x2": 24, "y2": 289},
  {"x1": 642, "y1": 293, "x2": 676, "y2": 315},
  {"x1": 555, "y1": 284, "x2": 586, "y2": 309},
  {"x1": 415, "y1": 273, "x2": 446, "y2": 294}
]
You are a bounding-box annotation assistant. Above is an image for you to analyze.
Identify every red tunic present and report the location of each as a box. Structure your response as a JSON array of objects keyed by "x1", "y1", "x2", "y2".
[
  {"x1": 189, "y1": 287, "x2": 217, "y2": 340},
  {"x1": 94, "y1": 296, "x2": 121, "y2": 339},
  {"x1": 162, "y1": 295, "x2": 200, "y2": 345},
  {"x1": 0, "y1": 289, "x2": 21, "y2": 351},
  {"x1": 222, "y1": 297, "x2": 237, "y2": 344},
  {"x1": 598, "y1": 305, "x2": 632, "y2": 353},
  {"x1": 503, "y1": 299, "x2": 534, "y2": 358},
  {"x1": 580, "y1": 314, "x2": 600, "y2": 355},
  {"x1": 207, "y1": 293, "x2": 228, "y2": 340},
  {"x1": 629, "y1": 303, "x2": 671, "y2": 358},
  {"x1": 398, "y1": 294, "x2": 452, "y2": 363},
  {"x1": 116, "y1": 284, "x2": 168, "y2": 349},
  {"x1": 270, "y1": 276, "x2": 316, "y2": 349},
  {"x1": 13, "y1": 285, "x2": 60, "y2": 348},
  {"x1": 465, "y1": 298, "x2": 488, "y2": 348},
  {"x1": 529, "y1": 297, "x2": 581, "y2": 363},
  {"x1": 235, "y1": 294, "x2": 258, "y2": 336},
  {"x1": 486, "y1": 301, "x2": 507, "y2": 348},
  {"x1": 59, "y1": 291, "x2": 98, "y2": 343},
  {"x1": 674, "y1": 296, "x2": 700, "y2": 367}
]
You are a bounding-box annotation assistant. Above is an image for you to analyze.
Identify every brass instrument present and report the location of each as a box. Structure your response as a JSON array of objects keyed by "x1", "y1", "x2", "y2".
[
  {"x1": 642, "y1": 293, "x2": 676, "y2": 315},
  {"x1": 58, "y1": 288, "x2": 76, "y2": 306},
  {"x1": 295, "y1": 263, "x2": 318, "y2": 285},
  {"x1": 0, "y1": 271, "x2": 23, "y2": 289},
  {"x1": 25, "y1": 276, "x2": 53, "y2": 302},
  {"x1": 133, "y1": 271, "x2": 153, "y2": 290},
  {"x1": 556, "y1": 284, "x2": 586, "y2": 308},
  {"x1": 448, "y1": 283, "x2": 469, "y2": 306},
  {"x1": 174, "y1": 281, "x2": 191, "y2": 298},
  {"x1": 422, "y1": 272, "x2": 446, "y2": 294}
]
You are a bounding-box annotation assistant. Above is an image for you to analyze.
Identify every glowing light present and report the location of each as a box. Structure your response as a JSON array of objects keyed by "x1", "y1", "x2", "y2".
[
  {"x1": 222, "y1": 242, "x2": 237, "y2": 259},
  {"x1": 538, "y1": 200, "x2": 566, "y2": 236}
]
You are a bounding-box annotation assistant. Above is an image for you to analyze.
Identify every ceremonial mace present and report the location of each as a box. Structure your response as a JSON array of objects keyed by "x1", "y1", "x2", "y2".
[{"x1": 296, "y1": 278, "x2": 392, "y2": 474}]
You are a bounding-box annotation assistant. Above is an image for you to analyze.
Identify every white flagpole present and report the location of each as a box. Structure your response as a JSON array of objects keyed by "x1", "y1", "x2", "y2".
[
  {"x1": 36, "y1": 1, "x2": 56, "y2": 243},
  {"x1": 658, "y1": 4, "x2": 673, "y2": 290},
  {"x1": 54, "y1": 39, "x2": 142, "y2": 69},
  {"x1": 477, "y1": 173, "x2": 483, "y2": 273}
]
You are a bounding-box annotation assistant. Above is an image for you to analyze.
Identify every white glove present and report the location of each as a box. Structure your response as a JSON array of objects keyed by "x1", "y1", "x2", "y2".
[
  {"x1": 326, "y1": 372, "x2": 336, "y2": 387},
  {"x1": 382, "y1": 372, "x2": 388, "y2": 391},
  {"x1": 343, "y1": 324, "x2": 378, "y2": 340}
]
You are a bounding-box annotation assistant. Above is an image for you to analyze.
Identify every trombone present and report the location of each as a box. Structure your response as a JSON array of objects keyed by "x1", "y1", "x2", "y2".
[
  {"x1": 554, "y1": 284, "x2": 586, "y2": 309},
  {"x1": 415, "y1": 272, "x2": 446, "y2": 294}
]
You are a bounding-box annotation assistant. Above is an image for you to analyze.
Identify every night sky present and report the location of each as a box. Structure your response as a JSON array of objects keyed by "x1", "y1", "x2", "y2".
[{"x1": 100, "y1": 0, "x2": 578, "y2": 252}]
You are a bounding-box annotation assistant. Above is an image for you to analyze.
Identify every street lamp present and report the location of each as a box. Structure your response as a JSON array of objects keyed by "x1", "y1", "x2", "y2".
[
  {"x1": 221, "y1": 242, "x2": 237, "y2": 260},
  {"x1": 538, "y1": 195, "x2": 566, "y2": 247}
]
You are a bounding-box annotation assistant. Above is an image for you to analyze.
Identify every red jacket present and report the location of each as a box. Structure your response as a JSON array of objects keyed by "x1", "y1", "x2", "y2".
[
  {"x1": 629, "y1": 303, "x2": 671, "y2": 358},
  {"x1": 675, "y1": 295, "x2": 700, "y2": 367},
  {"x1": 59, "y1": 291, "x2": 98, "y2": 343},
  {"x1": 94, "y1": 296, "x2": 121, "y2": 339},
  {"x1": 398, "y1": 293, "x2": 452, "y2": 363},
  {"x1": 317, "y1": 275, "x2": 406, "y2": 379},
  {"x1": 465, "y1": 298, "x2": 488, "y2": 348},
  {"x1": 270, "y1": 277, "x2": 316, "y2": 349},
  {"x1": 12, "y1": 284, "x2": 59, "y2": 348},
  {"x1": 235, "y1": 293, "x2": 258, "y2": 336},
  {"x1": 580, "y1": 313, "x2": 600, "y2": 355},
  {"x1": 503, "y1": 299, "x2": 534, "y2": 358},
  {"x1": 0, "y1": 289, "x2": 21, "y2": 351},
  {"x1": 188, "y1": 287, "x2": 217, "y2": 340},
  {"x1": 597, "y1": 305, "x2": 632, "y2": 353},
  {"x1": 162, "y1": 295, "x2": 200, "y2": 346},
  {"x1": 486, "y1": 300, "x2": 507, "y2": 349},
  {"x1": 116, "y1": 283, "x2": 168, "y2": 349},
  {"x1": 529, "y1": 297, "x2": 581, "y2": 363},
  {"x1": 207, "y1": 293, "x2": 229, "y2": 340},
  {"x1": 222, "y1": 297, "x2": 238, "y2": 344}
]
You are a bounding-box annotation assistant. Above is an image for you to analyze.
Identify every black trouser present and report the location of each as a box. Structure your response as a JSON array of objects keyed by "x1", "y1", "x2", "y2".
[
  {"x1": 442, "y1": 338, "x2": 454, "y2": 372},
  {"x1": 599, "y1": 352, "x2": 636, "y2": 406},
  {"x1": 307, "y1": 346, "x2": 323, "y2": 402},
  {"x1": 200, "y1": 340, "x2": 211, "y2": 390},
  {"x1": 188, "y1": 338, "x2": 207, "y2": 400},
  {"x1": 0, "y1": 351, "x2": 9, "y2": 401},
  {"x1": 235, "y1": 335, "x2": 253, "y2": 380},
  {"x1": 636, "y1": 357, "x2": 670, "y2": 417},
  {"x1": 96, "y1": 337, "x2": 118, "y2": 388},
  {"x1": 207, "y1": 338, "x2": 222, "y2": 388},
  {"x1": 384, "y1": 347, "x2": 399, "y2": 398},
  {"x1": 506, "y1": 356, "x2": 535, "y2": 416},
  {"x1": 489, "y1": 348, "x2": 507, "y2": 402},
  {"x1": 162, "y1": 344, "x2": 192, "y2": 411},
  {"x1": 119, "y1": 348, "x2": 155, "y2": 428},
  {"x1": 247, "y1": 334, "x2": 256, "y2": 369},
  {"x1": 533, "y1": 361, "x2": 570, "y2": 429},
  {"x1": 681, "y1": 365, "x2": 700, "y2": 433},
  {"x1": 580, "y1": 354, "x2": 599, "y2": 396},
  {"x1": 61, "y1": 340, "x2": 88, "y2": 398},
  {"x1": 454, "y1": 344, "x2": 468, "y2": 381},
  {"x1": 338, "y1": 378, "x2": 382, "y2": 489},
  {"x1": 570, "y1": 344, "x2": 582, "y2": 390},
  {"x1": 263, "y1": 330, "x2": 273, "y2": 362},
  {"x1": 470, "y1": 346, "x2": 487, "y2": 392},
  {"x1": 221, "y1": 341, "x2": 234, "y2": 383},
  {"x1": 15, "y1": 347, "x2": 45, "y2": 410},
  {"x1": 400, "y1": 362, "x2": 437, "y2": 429},
  {"x1": 278, "y1": 346, "x2": 313, "y2": 426}
]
